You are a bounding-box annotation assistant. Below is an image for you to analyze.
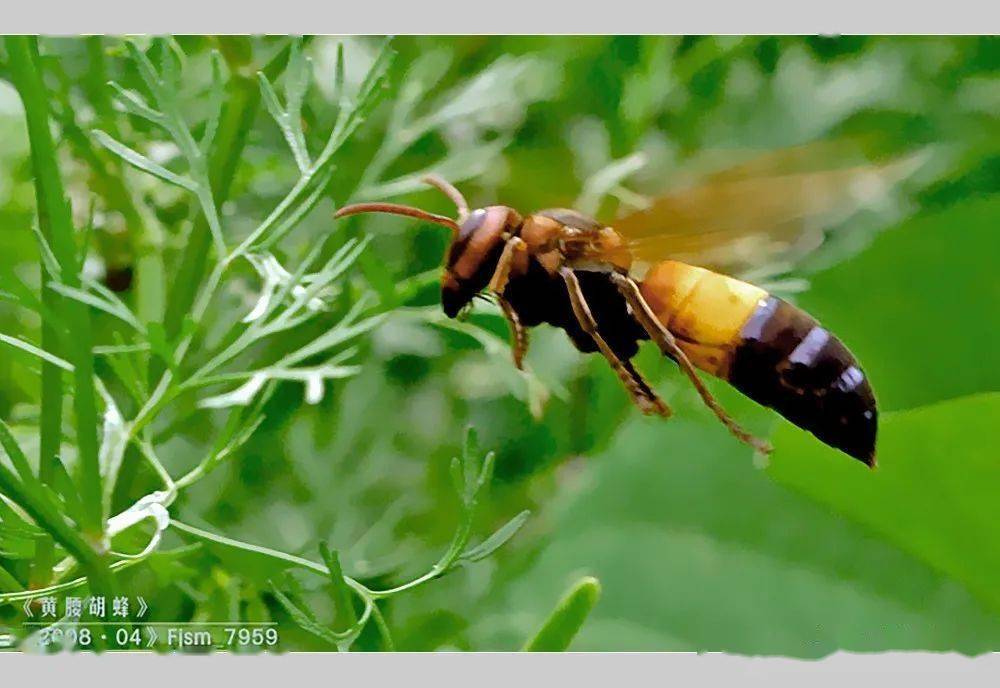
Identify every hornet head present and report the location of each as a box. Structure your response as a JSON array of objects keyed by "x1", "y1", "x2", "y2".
[{"x1": 334, "y1": 175, "x2": 522, "y2": 318}]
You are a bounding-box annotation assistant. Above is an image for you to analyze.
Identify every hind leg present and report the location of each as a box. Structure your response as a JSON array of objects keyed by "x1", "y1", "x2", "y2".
[
  {"x1": 561, "y1": 268, "x2": 670, "y2": 417},
  {"x1": 610, "y1": 272, "x2": 771, "y2": 453}
]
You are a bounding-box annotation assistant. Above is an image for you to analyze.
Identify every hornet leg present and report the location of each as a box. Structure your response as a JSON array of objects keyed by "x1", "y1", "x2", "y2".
[
  {"x1": 622, "y1": 358, "x2": 668, "y2": 416},
  {"x1": 489, "y1": 236, "x2": 526, "y2": 294},
  {"x1": 497, "y1": 295, "x2": 529, "y2": 370},
  {"x1": 610, "y1": 272, "x2": 771, "y2": 454},
  {"x1": 488, "y1": 237, "x2": 530, "y2": 368},
  {"x1": 561, "y1": 267, "x2": 671, "y2": 417}
]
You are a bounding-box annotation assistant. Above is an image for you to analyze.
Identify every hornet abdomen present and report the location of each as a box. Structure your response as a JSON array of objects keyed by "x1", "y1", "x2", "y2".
[{"x1": 640, "y1": 261, "x2": 877, "y2": 465}]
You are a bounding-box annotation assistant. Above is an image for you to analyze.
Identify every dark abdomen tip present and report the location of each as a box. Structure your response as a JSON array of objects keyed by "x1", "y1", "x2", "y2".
[{"x1": 729, "y1": 297, "x2": 877, "y2": 466}]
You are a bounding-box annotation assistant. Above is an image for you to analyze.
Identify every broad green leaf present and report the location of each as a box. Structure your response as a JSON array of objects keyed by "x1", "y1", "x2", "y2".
[
  {"x1": 797, "y1": 197, "x2": 1000, "y2": 411},
  {"x1": 497, "y1": 414, "x2": 1000, "y2": 655},
  {"x1": 523, "y1": 576, "x2": 601, "y2": 651},
  {"x1": 769, "y1": 392, "x2": 1000, "y2": 615}
]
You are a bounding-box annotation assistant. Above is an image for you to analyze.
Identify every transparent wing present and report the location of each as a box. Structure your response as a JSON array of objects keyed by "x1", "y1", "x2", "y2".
[{"x1": 609, "y1": 144, "x2": 922, "y2": 284}]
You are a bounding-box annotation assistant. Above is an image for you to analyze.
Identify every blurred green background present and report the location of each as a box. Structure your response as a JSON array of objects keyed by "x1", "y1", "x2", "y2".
[{"x1": 0, "y1": 36, "x2": 997, "y2": 654}]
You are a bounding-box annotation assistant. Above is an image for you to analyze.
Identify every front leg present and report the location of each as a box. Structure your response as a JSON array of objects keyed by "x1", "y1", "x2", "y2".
[
  {"x1": 560, "y1": 267, "x2": 671, "y2": 417},
  {"x1": 487, "y1": 237, "x2": 530, "y2": 368},
  {"x1": 610, "y1": 272, "x2": 771, "y2": 454},
  {"x1": 496, "y1": 294, "x2": 529, "y2": 370},
  {"x1": 489, "y1": 236, "x2": 526, "y2": 294}
]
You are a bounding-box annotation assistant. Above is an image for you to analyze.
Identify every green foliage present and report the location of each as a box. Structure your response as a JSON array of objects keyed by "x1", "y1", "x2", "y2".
[
  {"x1": 171, "y1": 427, "x2": 529, "y2": 651},
  {"x1": 794, "y1": 198, "x2": 1000, "y2": 411},
  {"x1": 6, "y1": 36, "x2": 106, "y2": 549},
  {"x1": 770, "y1": 393, "x2": 1000, "y2": 615},
  {"x1": 0, "y1": 35, "x2": 543, "y2": 650},
  {"x1": 523, "y1": 576, "x2": 601, "y2": 651},
  {"x1": 499, "y1": 412, "x2": 1000, "y2": 655},
  {"x1": 0, "y1": 35, "x2": 997, "y2": 653}
]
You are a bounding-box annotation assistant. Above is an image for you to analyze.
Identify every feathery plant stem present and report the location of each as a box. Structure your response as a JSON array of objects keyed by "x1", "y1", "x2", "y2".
[
  {"x1": 119, "y1": 40, "x2": 226, "y2": 260},
  {"x1": 0, "y1": 424, "x2": 114, "y2": 598},
  {"x1": 6, "y1": 36, "x2": 107, "y2": 547},
  {"x1": 0, "y1": 37, "x2": 541, "y2": 651},
  {"x1": 79, "y1": 39, "x2": 166, "y2": 325},
  {"x1": 0, "y1": 555, "x2": 160, "y2": 603},
  {"x1": 229, "y1": 38, "x2": 393, "y2": 260},
  {"x1": 135, "y1": 38, "x2": 391, "y2": 438},
  {"x1": 162, "y1": 37, "x2": 304, "y2": 346},
  {"x1": 39, "y1": 40, "x2": 399, "y2": 585},
  {"x1": 166, "y1": 429, "x2": 529, "y2": 650}
]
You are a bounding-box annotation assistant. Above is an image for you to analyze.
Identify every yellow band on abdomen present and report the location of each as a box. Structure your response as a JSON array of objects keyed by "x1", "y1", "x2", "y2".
[{"x1": 639, "y1": 261, "x2": 768, "y2": 377}]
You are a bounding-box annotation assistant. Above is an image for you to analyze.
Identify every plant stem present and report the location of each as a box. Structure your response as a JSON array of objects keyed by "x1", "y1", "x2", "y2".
[
  {"x1": 34, "y1": 239, "x2": 62, "y2": 585},
  {"x1": 0, "y1": 561, "x2": 24, "y2": 593},
  {"x1": 320, "y1": 544, "x2": 359, "y2": 632},
  {"x1": 161, "y1": 38, "x2": 301, "y2": 346},
  {"x1": 0, "y1": 557, "x2": 146, "y2": 604},
  {"x1": 37, "y1": 310, "x2": 61, "y2": 487},
  {"x1": 6, "y1": 36, "x2": 106, "y2": 544},
  {"x1": 70, "y1": 38, "x2": 167, "y2": 324},
  {"x1": 0, "y1": 460, "x2": 114, "y2": 599},
  {"x1": 170, "y1": 519, "x2": 379, "y2": 603}
]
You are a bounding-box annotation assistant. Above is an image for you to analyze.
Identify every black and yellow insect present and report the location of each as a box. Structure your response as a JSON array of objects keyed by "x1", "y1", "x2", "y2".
[{"x1": 337, "y1": 146, "x2": 900, "y2": 466}]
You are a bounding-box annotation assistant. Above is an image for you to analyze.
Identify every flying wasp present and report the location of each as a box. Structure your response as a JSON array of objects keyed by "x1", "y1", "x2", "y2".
[{"x1": 335, "y1": 146, "x2": 910, "y2": 466}]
